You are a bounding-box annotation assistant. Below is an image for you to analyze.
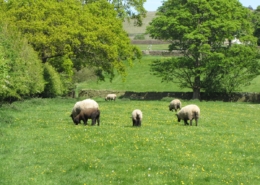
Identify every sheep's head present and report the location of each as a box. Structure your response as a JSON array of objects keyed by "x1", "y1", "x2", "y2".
[{"x1": 70, "y1": 114, "x2": 79, "y2": 125}]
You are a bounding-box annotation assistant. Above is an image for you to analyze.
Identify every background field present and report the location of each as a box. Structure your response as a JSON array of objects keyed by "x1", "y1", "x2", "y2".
[
  {"x1": 0, "y1": 98, "x2": 260, "y2": 184},
  {"x1": 123, "y1": 11, "x2": 157, "y2": 40},
  {"x1": 77, "y1": 55, "x2": 260, "y2": 93}
]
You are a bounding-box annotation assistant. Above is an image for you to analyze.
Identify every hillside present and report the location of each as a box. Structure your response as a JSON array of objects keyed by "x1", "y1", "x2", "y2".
[{"x1": 123, "y1": 11, "x2": 157, "y2": 39}]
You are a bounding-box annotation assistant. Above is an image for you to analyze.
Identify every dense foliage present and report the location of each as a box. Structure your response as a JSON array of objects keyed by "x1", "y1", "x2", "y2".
[
  {"x1": 147, "y1": 0, "x2": 260, "y2": 99},
  {"x1": 252, "y1": 6, "x2": 260, "y2": 45},
  {"x1": 0, "y1": 0, "x2": 142, "y2": 99},
  {"x1": 86, "y1": 0, "x2": 147, "y2": 26},
  {"x1": 0, "y1": 24, "x2": 44, "y2": 101}
]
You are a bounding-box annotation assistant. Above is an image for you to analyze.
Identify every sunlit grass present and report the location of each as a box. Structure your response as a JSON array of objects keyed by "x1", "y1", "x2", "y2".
[
  {"x1": 0, "y1": 98, "x2": 260, "y2": 184},
  {"x1": 78, "y1": 55, "x2": 260, "y2": 93},
  {"x1": 135, "y1": 44, "x2": 169, "y2": 51}
]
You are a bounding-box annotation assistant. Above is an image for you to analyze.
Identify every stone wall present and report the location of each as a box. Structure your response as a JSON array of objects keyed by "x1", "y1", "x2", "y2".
[
  {"x1": 78, "y1": 90, "x2": 260, "y2": 102},
  {"x1": 142, "y1": 50, "x2": 183, "y2": 56}
]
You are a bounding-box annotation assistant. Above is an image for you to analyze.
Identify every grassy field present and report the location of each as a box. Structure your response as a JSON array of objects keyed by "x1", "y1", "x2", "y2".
[
  {"x1": 123, "y1": 11, "x2": 156, "y2": 39},
  {"x1": 77, "y1": 56, "x2": 190, "y2": 93},
  {"x1": 135, "y1": 44, "x2": 169, "y2": 51},
  {"x1": 0, "y1": 98, "x2": 260, "y2": 184},
  {"x1": 78, "y1": 55, "x2": 260, "y2": 93}
]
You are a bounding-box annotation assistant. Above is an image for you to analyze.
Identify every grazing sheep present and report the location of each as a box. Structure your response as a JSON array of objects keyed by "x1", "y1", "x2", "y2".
[
  {"x1": 169, "y1": 99, "x2": 182, "y2": 112},
  {"x1": 70, "y1": 99, "x2": 99, "y2": 125},
  {"x1": 72, "y1": 108, "x2": 100, "y2": 126},
  {"x1": 105, "y1": 94, "x2": 117, "y2": 101},
  {"x1": 176, "y1": 104, "x2": 200, "y2": 126},
  {"x1": 132, "y1": 109, "x2": 143, "y2": 127}
]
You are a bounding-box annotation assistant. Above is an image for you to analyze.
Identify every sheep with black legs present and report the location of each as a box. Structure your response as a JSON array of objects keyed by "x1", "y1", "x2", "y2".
[
  {"x1": 132, "y1": 109, "x2": 143, "y2": 127},
  {"x1": 70, "y1": 99, "x2": 100, "y2": 126},
  {"x1": 176, "y1": 104, "x2": 200, "y2": 126},
  {"x1": 169, "y1": 99, "x2": 182, "y2": 112},
  {"x1": 105, "y1": 94, "x2": 117, "y2": 101}
]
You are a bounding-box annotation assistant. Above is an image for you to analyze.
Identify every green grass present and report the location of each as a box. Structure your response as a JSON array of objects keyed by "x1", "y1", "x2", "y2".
[
  {"x1": 78, "y1": 55, "x2": 260, "y2": 93},
  {"x1": 0, "y1": 98, "x2": 260, "y2": 184},
  {"x1": 123, "y1": 11, "x2": 156, "y2": 39},
  {"x1": 78, "y1": 56, "x2": 190, "y2": 92},
  {"x1": 135, "y1": 44, "x2": 169, "y2": 51}
]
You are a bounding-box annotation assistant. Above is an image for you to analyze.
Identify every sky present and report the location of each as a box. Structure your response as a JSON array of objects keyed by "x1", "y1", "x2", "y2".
[{"x1": 144, "y1": 0, "x2": 259, "y2": 11}]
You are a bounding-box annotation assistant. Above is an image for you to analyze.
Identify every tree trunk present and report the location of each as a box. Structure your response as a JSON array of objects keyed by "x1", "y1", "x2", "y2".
[
  {"x1": 192, "y1": 76, "x2": 200, "y2": 99},
  {"x1": 192, "y1": 87, "x2": 200, "y2": 99}
]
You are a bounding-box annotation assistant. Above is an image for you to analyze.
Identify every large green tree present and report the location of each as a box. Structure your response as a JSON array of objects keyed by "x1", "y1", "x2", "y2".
[
  {"x1": 147, "y1": 0, "x2": 260, "y2": 99},
  {"x1": 1, "y1": 0, "x2": 141, "y2": 82}
]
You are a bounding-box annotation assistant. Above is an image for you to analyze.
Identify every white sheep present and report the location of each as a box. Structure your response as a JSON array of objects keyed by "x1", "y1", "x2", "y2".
[
  {"x1": 70, "y1": 99, "x2": 99, "y2": 125},
  {"x1": 169, "y1": 99, "x2": 182, "y2": 112},
  {"x1": 132, "y1": 109, "x2": 143, "y2": 126},
  {"x1": 176, "y1": 104, "x2": 200, "y2": 126},
  {"x1": 105, "y1": 94, "x2": 117, "y2": 101}
]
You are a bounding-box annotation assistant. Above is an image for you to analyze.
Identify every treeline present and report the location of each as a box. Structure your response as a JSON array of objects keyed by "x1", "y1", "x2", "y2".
[{"x1": 0, "y1": 0, "x2": 144, "y2": 102}]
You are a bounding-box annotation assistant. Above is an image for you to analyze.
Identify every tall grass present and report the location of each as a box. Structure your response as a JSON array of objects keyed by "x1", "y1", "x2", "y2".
[{"x1": 0, "y1": 98, "x2": 260, "y2": 184}]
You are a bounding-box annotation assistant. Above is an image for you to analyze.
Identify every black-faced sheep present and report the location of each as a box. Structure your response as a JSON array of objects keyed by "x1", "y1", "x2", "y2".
[
  {"x1": 132, "y1": 109, "x2": 143, "y2": 127},
  {"x1": 72, "y1": 108, "x2": 100, "y2": 126},
  {"x1": 169, "y1": 99, "x2": 182, "y2": 112},
  {"x1": 176, "y1": 104, "x2": 200, "y2": 126},
  {"x1": 70, "y1": 99, "x2": 100, "y2": 126},
  {"x1": 105, "y1": 94, "x2": 117, "y2": 101}
]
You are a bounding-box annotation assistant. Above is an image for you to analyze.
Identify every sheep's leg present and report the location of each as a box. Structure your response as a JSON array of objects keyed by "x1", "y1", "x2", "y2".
[
  {"x1": 84, "y1": 118, "x2": 88, "y2": 126},
  {"x1": 133, "y1": 120, "x2": 136, "y2": 126},
  {"x1": 195, "y1": 119, "x2": 198, "y2": 126},
  {"x1": 184, "y1": 119, "x2": 188, "y2": 125},
  {"x1": 91, "y1": 118, "x2": 96, "y2": 126},
  {"x1": 97, "y1": 117, "x2": 100, "y2": 126}
]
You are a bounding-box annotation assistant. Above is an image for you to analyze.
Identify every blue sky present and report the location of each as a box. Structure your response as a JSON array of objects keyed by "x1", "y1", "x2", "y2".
[{"x1": 144, "y1": 0, "x2": 259, "y2": 11}]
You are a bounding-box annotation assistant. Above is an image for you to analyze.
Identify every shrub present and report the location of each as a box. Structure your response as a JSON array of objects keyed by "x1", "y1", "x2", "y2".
[
  {"x1": 42, "y1": 63, "x2": 64, "y2": 98},
  {"x1": 0, "y1": 23, "x2": 44, "y2": 101}
]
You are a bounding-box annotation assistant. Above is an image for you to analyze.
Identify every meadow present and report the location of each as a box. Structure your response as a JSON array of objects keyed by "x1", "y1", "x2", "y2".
[
  {"x1": 77, "y1": 55, "x2": 260, "y2": 93},
  {"x1": 0, "y1": 97, "x2": 260, "y2": 184}
]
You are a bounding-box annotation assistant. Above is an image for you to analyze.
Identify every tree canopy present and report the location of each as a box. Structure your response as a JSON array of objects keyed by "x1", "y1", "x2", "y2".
[
  {"x1": 86, "y1": 0, "x2": 147, "y2": 26},
  {"x1": 1, "y1": 0, "x2": 141, "y2": 82},
  {"x1": 147, "y1": 0, "x2": 260, "y2": 99}
]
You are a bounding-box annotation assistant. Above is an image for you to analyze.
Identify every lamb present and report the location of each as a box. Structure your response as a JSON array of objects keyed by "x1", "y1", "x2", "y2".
[
  {"x1": 169, "y1": 99, "x2": 182, "y2": 112},
  {"x1": 70, "y1": 99, "x2": 99, "y2": 125},
  {"x1": 105, "y1": 94, "x2": 117, "y2": 101},
  {"x1": 132, "y1": 109, "x2": 143, "y2": 127},
  {"x1": 72, "y1": 108, "x2": 100, "y2": 126},
  {"x1": 176, "y1": 104, "x2": 200, "y2": 126}
]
